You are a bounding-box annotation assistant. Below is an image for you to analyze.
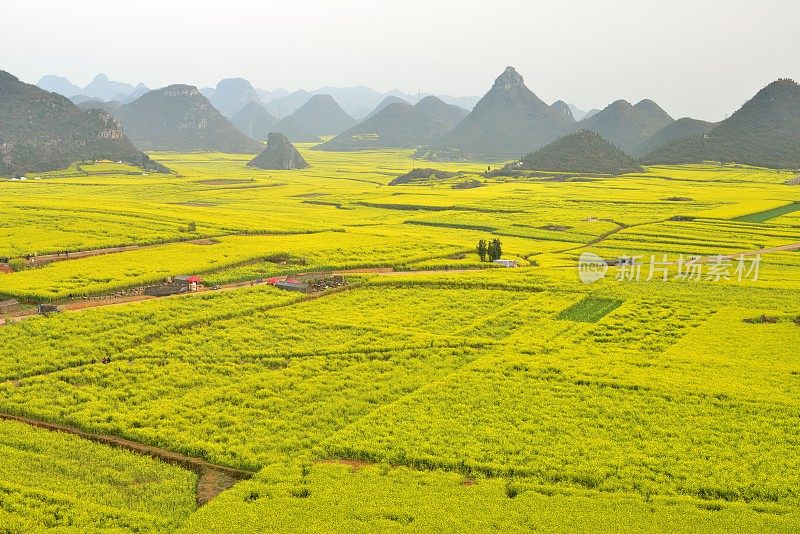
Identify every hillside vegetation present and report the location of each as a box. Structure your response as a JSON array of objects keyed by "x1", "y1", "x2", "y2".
[
  {"x1": 0, "y1": 71, "x2": 165, "y2": 176},
  {"x1": 230, "y1": 101, "x2": 279, "y2": 141},
  {"x1": 519, "y1": 130, "x2": 643, "y2": 175},
  {"x1": 114, "y1": 85, "x2": 263, "y2": 153},
  {"x1": 643, "y1": 79, "x2": 800, "y2": 169},
  {"x1": 315, "y1": 102, "x2": 451, "y2": 151},
  {"x1": 431, "y1": 67, "x2": 575, "y2": 159},
  {"x1": 579, "y1": 99, "x2": 674, "y2": 156},
  {"x1": 635, "y1": 117, "x2": 716, "y2": 158}
]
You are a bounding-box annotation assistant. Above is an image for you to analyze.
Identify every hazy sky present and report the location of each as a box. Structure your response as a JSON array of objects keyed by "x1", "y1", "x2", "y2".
[{"x1": 3, "y1": 0, "x2": 798, "y2": 121}]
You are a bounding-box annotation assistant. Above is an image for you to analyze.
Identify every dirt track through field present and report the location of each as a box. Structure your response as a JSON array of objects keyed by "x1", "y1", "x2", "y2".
[
  {"x1": 0, "y1": 267, "x2": 485, "y2": 323},
  {"x1": 25, "y1": 237, "x2": 235, "y2": 267},
  {"x1": 0, "y1": 412, "x2": 253, "y2": 505},
  {"x1": 4, "y1": 240, "x2": 797, "y2": 324}
]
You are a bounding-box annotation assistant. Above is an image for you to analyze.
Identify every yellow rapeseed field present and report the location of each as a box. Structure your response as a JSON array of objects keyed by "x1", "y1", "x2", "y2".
[{"x1": 1, "y1": 148, "x2": 799, "y2": 531}]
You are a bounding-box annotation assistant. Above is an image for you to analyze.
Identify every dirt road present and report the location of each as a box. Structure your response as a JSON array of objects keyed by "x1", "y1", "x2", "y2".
[
  {"x1": 24, "y1": 237, "x2": 225, "y2": 267},
  {"x1": 1, "y1": 267, "x2": 485, "y2": 323}
]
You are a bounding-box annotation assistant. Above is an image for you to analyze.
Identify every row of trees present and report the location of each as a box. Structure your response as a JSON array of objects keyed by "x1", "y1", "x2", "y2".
[{"x1": 476, "y1": 239, "x2": 503, "y2": 262}]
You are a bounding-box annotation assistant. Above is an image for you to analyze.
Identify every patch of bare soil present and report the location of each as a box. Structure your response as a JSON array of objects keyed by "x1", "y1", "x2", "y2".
[{"x1": 197, "y1": 468, "x2": 242, "y2": 505}]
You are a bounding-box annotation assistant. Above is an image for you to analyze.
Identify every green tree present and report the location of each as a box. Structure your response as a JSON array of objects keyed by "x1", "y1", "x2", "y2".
[
  {"x1": 493, "y1": 239, "x2": 503, "y2": 259},
  {"x1": 488, "y1": 239, "x2": 503, "y2": 261},
  {"x1": 476, "y1": 239, "x2": 487, "y2": 262}
]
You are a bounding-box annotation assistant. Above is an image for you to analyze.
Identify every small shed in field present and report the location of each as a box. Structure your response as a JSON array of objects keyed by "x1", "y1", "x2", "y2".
[
  {"x1": 275, "y1": 280, "x2": 309, "y2": 293},
  {"x1": 0, "y1": 299, "x2": 20, "y2": 314},
  {"x1": 174, "y1": 275, "x2": 203, "y2": 292},
  {"x1": 493, "y1": 259, "x2": 518, "y2": 268}
]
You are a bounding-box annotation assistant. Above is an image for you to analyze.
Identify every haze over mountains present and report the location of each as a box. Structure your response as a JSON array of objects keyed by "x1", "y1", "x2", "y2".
[
  {"x1": 4, "y1": 66, "x2": 798, "y2": 174},
  {"x1": 364, "y1": 96, "x2": 409, "y2": 120},
  {"x1": 112, "y1": 85, "x2": 263, "y2": 153},
  {"x1": 277, "y1": 94, "x2": 356, "y2": 139},
  {"x1": 36, "y1": 74, "x2": 481, "y2": 122},
  {"x1": 316, "y1": 98, "x2": 458, "y2": 151},
  {"x1": 38, "y1": 73, "x2": 149, "y2": 104},
  {"x1": 230, "y1": 101, "x2": 279, "y2": 141},
  {"x1": 208, "y1": 78, "x2": 260, "y2": 117}
]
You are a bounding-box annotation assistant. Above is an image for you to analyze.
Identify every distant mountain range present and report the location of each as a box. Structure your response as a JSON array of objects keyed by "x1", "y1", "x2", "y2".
[
  {"x1": 0, "y1": 71, "x2": 165, "y2": 176},
  {"x1": 37, "y1": 75, "x2": 82, "y2": 98},
  {"x1": 19, "y1": 69, "x2": 800, "y2": 171},
  {"x1": 36, "y1": 74, "x2": 482, "y2": 122},
  {"x1": 634, "y1": 118, "x2": 716, "y2": 160},
  {"x1": 551, "y1": 101, "x2": 575, "y2": 121},
  {"x1": 414, "y1": 96, "x2": 470, "y2": 130},
  {"x1": 257, "y1": 93, "x2": 361, "y2": 143},
  {"x1": 38, "y1": 73, "x2": 149, "y2": 103},
  {"x1": 364, "y1": 96, "x2": 409, "y2": 120},
  {"x1": 315, "y1": 97, "x2": 460, "y2": 151},
  {"x1": 230, "y1": 102, "x2": 279, "y2": 141},
  {"x1": 112, "y1": 85, "x2": 263, "y2": 153},
  {"x1": 208, "y1": 78, "x2": 260, "y2": 118}
]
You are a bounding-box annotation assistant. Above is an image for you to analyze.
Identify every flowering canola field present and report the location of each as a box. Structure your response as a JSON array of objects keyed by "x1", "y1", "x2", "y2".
[{"x1": 0, "y1": 149, "x2": 799, "y2": 531}]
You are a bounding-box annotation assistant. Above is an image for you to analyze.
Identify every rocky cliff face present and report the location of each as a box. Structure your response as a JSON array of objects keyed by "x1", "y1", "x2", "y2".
[
  {"x1": 247, "y1": 132, "x2": 309, "y2": 170},
  {"x1": 93, "y1": 110, "x2": 126, "y2": 140},
  {"x1": 0, "y1": 70, "x2": 166, "y2": 176}
]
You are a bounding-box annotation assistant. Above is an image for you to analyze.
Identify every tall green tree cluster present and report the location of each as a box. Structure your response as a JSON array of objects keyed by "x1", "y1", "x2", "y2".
[{"x1": 476, "y1": 239, "x2": 502, "y2": 261}]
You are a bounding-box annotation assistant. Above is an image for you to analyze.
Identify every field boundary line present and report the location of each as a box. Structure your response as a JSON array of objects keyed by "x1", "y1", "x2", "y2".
[{"x1": 0, "y1": 412, "x2": 254, "y2": 505}]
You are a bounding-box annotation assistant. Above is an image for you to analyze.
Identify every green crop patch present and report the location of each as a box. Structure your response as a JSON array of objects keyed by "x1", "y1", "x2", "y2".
[
  {"x1": 734, "y1": 202, "x2": 800, "y2": 223},
  {"x1": 556, "y1": 297, "x2": 624, "y2": 323}
]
